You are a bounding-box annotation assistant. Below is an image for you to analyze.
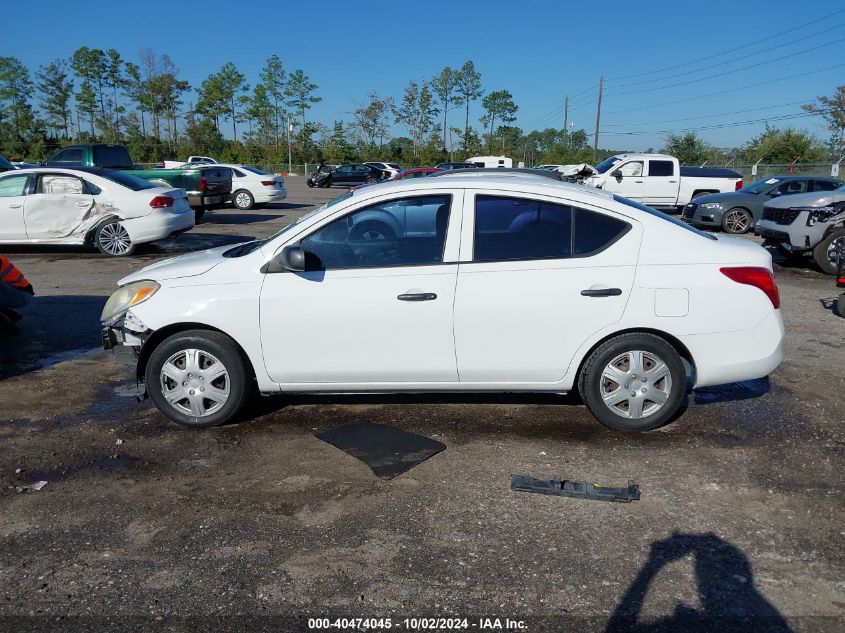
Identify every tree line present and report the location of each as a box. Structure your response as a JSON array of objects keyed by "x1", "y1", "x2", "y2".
[{"x1": 0, "y1": 50, "x2": 841, "y2": 168}]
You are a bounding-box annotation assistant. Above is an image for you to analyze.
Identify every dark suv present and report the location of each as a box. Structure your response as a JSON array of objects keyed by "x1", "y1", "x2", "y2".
[{"x1": 325, "y1": 163, "x2": 386, "y2": 187}]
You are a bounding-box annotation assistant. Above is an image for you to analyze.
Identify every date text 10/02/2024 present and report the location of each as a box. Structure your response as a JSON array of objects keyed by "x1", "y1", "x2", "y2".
[{"x1": 307, "y1": 617, "x2": 528, "y2": 630}]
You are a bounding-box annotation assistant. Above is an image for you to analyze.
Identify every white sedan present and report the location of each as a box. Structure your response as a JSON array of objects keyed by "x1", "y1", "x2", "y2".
[
  {"x1": 218, "y1": 164, "x2": 287, "y2": 210},
  {"x1": 364, "y1": 161, "x2": 402, "y2": 179},
  {"x1": 0, "y1": 167, "x2": 194, "y2": 256},
  {"x1": 101, "y1": 174, "x2": 784, "y2": 431}
]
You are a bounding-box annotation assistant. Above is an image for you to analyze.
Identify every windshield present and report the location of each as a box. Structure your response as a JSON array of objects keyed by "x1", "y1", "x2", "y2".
[
  {"x1": 242, "y1": 165, "x2": 269, "y2": 176},
  {"x1": 226, "y1": 193, "x2": 353, "y2": 257},
  {"x1": 739, "y1": 177, "x2": 780, "y2": 194},
  {"x1": 613, "y1": 195, "x2": 716, "y2": 240},
  {"x1": 594, "y1": 156, "x2": 622, "y2": 174}
]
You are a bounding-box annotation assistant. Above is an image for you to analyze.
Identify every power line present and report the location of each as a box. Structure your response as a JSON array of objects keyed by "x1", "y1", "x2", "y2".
[
  {"x1": 605, "y1": 37, "x2": 842, "y2": 97},
  {"x1": 604, "y1": 61, "x2": 845, "y2": 115},
  {"x1": 603, "y1": 99, "x2": 818, "y2": 127},
  {"x1": 609, "y1": 21, "x2": 845, "y2": 90},
  {"x1": 601, "y1": 111, "x2": 821, "y2": 136},
  {"x1": 608, "y1": 8, "x2": 845, "y2": 81}
]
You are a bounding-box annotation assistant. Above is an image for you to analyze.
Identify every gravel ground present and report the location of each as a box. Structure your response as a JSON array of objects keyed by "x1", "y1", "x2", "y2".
[{"x1": 0, "y1": 178, "x2": 843, "y2": 632}]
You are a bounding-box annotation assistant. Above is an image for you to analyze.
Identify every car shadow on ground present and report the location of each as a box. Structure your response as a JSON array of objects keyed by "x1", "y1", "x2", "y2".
[
  {"x1": 0, "y1": 294, "x2": 106, "y2": 380},
  {"x1": 605, "y1": 533, "x2": 793, "y2": 632},
  {"x1": 693, "y1": 377, "x2": 771, "y2": 405},
  {"x1": 138, "y1": 232, "x2": 255, "y2": 255},
  {"x1": 263, "y1": 202, "x2": 313, "y2": 210},
  {"x1": 200, "y1": 213, "x2": 285, "y2": 225}
]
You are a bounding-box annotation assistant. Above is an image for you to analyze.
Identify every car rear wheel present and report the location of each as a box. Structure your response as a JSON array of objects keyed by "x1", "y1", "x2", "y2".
[
  {"x1": 146, "y1": 330, "x2": 250, "y2": 428},
  {"x1": 835, "y1": 294, "x2": 845, "y2": 318},
  {"x1": 233, "y1": 189, "x2": 254, "y2": 210},
  {"x1": 578, "y1": 333, "x2": 686, "y2": 431},
  {"x1": 721, "y1": 207, "x2": 752, "y2": 234},
  {"x1": 95, "y1": 220, "x2": 136, "y2": 256},
  {"x1": 812, "y1": 228, "x2": 845, "y2": 275}
]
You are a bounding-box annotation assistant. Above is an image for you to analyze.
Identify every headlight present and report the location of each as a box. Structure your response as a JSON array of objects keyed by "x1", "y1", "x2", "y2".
[
  {"x1": 792, "y1": 204, "x2": 844, "y2": 226},
  {"x1": 700, "y1": 202, "x2": 722, "y2": 210},
  {"x1": 101, "y1": 280, "x2": 160, "y2": 324}
]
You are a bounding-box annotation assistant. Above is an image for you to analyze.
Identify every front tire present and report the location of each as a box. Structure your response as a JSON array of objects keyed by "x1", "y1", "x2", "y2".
[
  {"x1": 578, "y1": 333, "x2": 686, "y2": 431},
  {"x1": 811, "y1": 228, "x2": 845, "y2": 275},
  {"x1": 721, "y1": 207, "x2": 752, "y2": 234},
  {"x1": 835, "y1": 294, "x2": 845, "y2": 318},
  {"x1": 95, "y1": 219, "x2": 136, "y2": 256},
  {"x1": 145, "y1": 330, "x2": 250, "y2": 428},
  {"x1": 232, "y1": 189, "x2": 254, "y2": 210}
]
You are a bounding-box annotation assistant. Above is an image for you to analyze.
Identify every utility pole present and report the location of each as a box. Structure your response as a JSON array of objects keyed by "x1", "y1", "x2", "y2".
[
  {"x1": 286, "y1": 114, "x2": 293, "y2": 175},
  {"x1": 563, "y1": 95, "x2": 569, "y2": 139},
  {"x1": 593, "y1": 76, "x2": 603, "y2": 163}
]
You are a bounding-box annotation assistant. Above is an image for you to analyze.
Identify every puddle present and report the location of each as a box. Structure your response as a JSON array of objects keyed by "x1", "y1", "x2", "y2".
[{"x1": 20, "y1": 454, "x2": 146, "y2": 485}]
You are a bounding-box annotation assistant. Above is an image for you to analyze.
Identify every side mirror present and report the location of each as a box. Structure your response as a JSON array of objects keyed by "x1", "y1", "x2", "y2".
[
  {"x1": 263, "y1": 245, "x2": 306, "y2": 273},
  {"x1": 611, "y1": 169, "x2": 623, "y2": 181},
  {"x1": 768, "y1": 190, "x2": 781, "y2": 197},
  {"x1": 279, "y1": 245, "x2": 305, "y2": 271}
]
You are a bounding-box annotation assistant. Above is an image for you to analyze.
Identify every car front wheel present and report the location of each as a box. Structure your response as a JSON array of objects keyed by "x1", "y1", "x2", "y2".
[
  {"x1": 579, "y1": 333, "x2": 686, "y2": 431},
  {"x1": 812, "y1": 228, "x2": 845, "y2": 275},
  {"x1": 145, "y1": 330, "x2": 250, "y2": 428},
  {"x1": 721, "y1": 207, "x2": 752, "y2": 234}
]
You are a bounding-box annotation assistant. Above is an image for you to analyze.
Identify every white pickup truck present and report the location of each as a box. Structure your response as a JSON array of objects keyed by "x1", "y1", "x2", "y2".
[
  {"x1": 161, "y1": 156, "x2": 219, "y2": 169},
  {"x1": 586, "y1": 153, "x2": 742, "y2": 211}
]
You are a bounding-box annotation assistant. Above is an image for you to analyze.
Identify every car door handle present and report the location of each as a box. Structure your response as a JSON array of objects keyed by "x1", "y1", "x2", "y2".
[
  {"x1": 75, "y1": 201, "x2": 90, "y2": 206},
  {"x1": 634, "y1": 180, "x2": 644, "y2": 183},
  {"x1": 9, "y1": 203, "x2": 22, "y2": 208},
  {"x1": 397, "y1": 292, "x2": 437, "y2": 301},
  {"x1": 581, "y1": 288, "x2": 622, "y2": 297},
  {"x1": 669, "y1": 179, "x2": 678, "y2": 183}
]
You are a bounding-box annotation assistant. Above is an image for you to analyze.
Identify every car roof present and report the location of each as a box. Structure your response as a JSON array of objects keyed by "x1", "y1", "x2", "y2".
[{"x1": 350, "y1": 173, "x2": 614, "y2": 203}]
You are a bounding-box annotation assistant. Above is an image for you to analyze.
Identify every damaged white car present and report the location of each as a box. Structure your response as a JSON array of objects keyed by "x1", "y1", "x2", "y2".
[{"x1": 0, "y1": 167, "x2": 194, "y2": 256}]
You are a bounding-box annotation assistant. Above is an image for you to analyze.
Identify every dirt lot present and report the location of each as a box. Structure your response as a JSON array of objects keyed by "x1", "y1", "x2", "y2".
[{"x1": 1, "y1": 178, "x2": 843, "y2": 632}]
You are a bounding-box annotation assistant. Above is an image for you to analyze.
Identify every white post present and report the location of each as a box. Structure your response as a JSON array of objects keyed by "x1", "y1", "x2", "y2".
[
  {"x1": 832, "y1": 154, "x2": 845, "y2": 178},
  {"x1": 751, "y1": 158, "x2": 762, "y2": 177}
]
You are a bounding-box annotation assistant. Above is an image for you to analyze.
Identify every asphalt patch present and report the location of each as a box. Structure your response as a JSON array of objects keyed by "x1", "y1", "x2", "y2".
[{"x1": 315, "y1": 420, "x2": 446, "y2": 479}]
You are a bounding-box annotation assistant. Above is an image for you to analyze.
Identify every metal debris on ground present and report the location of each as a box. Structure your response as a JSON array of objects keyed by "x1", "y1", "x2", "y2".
[{"x1": 511, "y1": 474, "x2": 640, "y2": 503}]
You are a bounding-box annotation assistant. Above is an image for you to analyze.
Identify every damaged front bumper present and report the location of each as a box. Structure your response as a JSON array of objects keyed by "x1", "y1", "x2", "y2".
[{"x1": 101, "y1": 310, "x2": 151, "y2": 367}]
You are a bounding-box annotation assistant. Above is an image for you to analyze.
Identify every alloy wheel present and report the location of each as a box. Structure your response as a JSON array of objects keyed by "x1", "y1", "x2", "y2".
[
  {"x1": 599, "y1": 350, "x2": 673, "y2": 419},
  {"x1": 826, "y1": 235, "x2": 845, "y2": 269},
  {"x1": 98, "y1": 222, "x2": 133, "y2": 256},
  {"x1": 723, "y1": 209, "x2": 750, "y2": 233}
]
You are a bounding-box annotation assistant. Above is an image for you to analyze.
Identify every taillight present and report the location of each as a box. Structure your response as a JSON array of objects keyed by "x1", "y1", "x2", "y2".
[
  {"x1": 735, "y1": 180, "x2": 743, "y2": 191},
  {"x1": 720, "y1": 266, "x2": 780, "y2": 309},
  {"x1": 149, "y1": 195, "x2": 174, "y2": 209},
  {"x1": 199, "y1": 175, "x2": 207, "y2": 191},
  {"x1": 261, "y1": 180, "x2": 275, "y2": 186}
]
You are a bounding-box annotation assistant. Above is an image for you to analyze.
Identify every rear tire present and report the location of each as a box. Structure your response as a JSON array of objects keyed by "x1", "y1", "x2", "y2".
[
  {"x1": 232, "y1": 189, "x2": 254, "y2": 210},
  {"x1": 811, "y1": 228, "x2": 845, "y2": 275},
  {"x1": 578, "y1": 333, "x2": 686, "y2": 431},
  {"x1": 721, "y1": 207, "x2": 752, "y2": 234},
  {"x1": 94, "y1": 219, "x2": 136, "y2": 257},
  {"x1": 145, "y1": 330, "x2": 250, "y2": 428}
]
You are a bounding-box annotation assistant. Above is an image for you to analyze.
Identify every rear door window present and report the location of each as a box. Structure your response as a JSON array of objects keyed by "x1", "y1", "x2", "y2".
[
  {"x1": 473, "y1": 195, "x2": 572, "y2": 262},
  {"x1": 648, "y1": 160, "x2": 674, "y2": 177},
  {"x1": 812, "y1": 180, "x2": 840, "y2": 192},
  {"x1": 92, "y1": 146, "x2": 133, "y2": 168}
]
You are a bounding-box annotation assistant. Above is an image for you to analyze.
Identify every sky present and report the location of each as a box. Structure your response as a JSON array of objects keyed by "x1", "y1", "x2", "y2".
[{"x1": 3, "y1": 0, "x2": 844, "y2": 153}]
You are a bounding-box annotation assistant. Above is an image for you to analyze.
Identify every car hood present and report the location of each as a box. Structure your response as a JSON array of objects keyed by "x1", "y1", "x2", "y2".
[
  {"x1": 118, "y1": 244, "x2": 233, "y2": 284},
  {"x1": 764, "y1": 190, "x2": 844, "y2": 209},
  {"x1": 691, "y1": 191, "x2": 759, "y2": 205}
]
